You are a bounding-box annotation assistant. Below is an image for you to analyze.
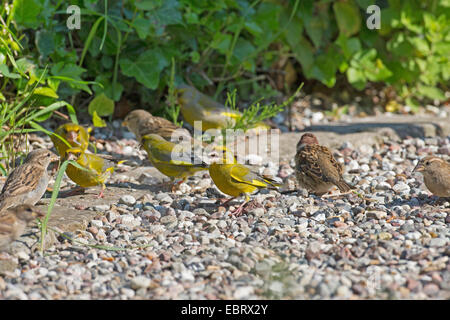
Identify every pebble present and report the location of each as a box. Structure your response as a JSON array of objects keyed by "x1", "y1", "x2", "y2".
[
  {"x1": 3, "y1": 121, "x2": 448, "y2": 301},
  {"x1": 130, "y1": 276, "x2": 152, "y2": 290},
  {"x1": 120, "y1": 195, "x2": 136, "y2": 206}
]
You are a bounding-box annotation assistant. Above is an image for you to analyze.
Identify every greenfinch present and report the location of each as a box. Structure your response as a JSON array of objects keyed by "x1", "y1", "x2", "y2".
[
  {"x1": 140, "y1": 134, "x2": 208, "y2": 190},
  {"x1": 51, "y1": 123, "x2": 92, "y2": 157},
  {"x1": 176, "y1": 84, "x2": 270, "y2": 131},
  {"x1": 64, "y1": 148, "x2": 124, "y2": 198},
  {"x1": 122, "y1": 109, "x2": 192, "y2": 143},
  {"x1": 208, "y1": 146, "x2": 280, "y2": 216}
]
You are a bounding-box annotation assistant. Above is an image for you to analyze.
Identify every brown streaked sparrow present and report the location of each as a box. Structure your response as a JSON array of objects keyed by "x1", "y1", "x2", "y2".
[
  {"x1": 295, "y1": 133, "x2": 352, "y2": 196},
  {"x1": 0, "y1": 149, "x2": 59, "y2": 212}
]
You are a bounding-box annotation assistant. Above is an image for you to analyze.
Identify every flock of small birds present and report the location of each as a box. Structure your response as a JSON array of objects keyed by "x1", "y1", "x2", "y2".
[{"x1": 1, "y1": 85, "x2": 449, "y2": 254}]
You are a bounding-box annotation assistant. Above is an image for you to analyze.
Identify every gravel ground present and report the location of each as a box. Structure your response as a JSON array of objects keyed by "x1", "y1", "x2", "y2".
[{"x1": 0, "y1": 116, "x2": 449, "y2": 300}]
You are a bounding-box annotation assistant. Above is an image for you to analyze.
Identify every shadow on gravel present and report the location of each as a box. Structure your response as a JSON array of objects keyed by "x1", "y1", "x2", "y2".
[
  {"x1": 106, "y1": 182, "x2": 169, "y2": 193},
  {"x1": 304, "y1": 121, "x2": 443, "y2": 139}
]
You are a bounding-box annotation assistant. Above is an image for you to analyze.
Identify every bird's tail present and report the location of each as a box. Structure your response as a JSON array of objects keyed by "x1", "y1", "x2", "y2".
[{"x1": 336, "y1": 180, "x2": 352, "y2": 193}]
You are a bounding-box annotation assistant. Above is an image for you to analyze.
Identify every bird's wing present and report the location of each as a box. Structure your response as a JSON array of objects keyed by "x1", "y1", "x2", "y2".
[
  {"x1": 0, "y1": 163, "x2": 43, "y2": 197},
  {"x1": 315, "y1": 145, "x2": 344, "y2": 184},
  {"x1": 296, "y1": 145, "x2": 331, "y2": 183},
  {"x1": 229, "y1": 164, "x2": 268, "y2": 188},
  {"x1": 0, "y1": 214, "x2": 15, "y2": 233},
  {"x1": 149, "y1": 140, "x2": 206, "y2": 168}
]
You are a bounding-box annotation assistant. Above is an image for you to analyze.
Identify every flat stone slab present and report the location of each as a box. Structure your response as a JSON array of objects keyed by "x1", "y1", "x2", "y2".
[{"x1": 305, "y1": 114, "x2": 450, "y2": 138}]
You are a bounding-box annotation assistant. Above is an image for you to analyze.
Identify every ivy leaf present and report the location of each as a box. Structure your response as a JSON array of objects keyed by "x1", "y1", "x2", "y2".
[
  {"x1": 333, "y1": 1, "x2": 361, "y2": 37},
  {"x1": 88, "y1": 93, "x2": 115, "y2": 117},
  {"x1": 35, "y1": 30, "x2": 55, "y2": 59},
  {"x1": 119, "y1": 49, "x2": 169, "y2": 89},
  {"x1": 133, "y1": 17, "x2": 152, "y2": 39},
  {"x1": 149, "y1": 0, "x2": 183, "y2": 26},
  {"x1": 12, "y1": 0, "x2": 43, "y2": 28},
  {"x1": 135, "y1": 0, "x2": 162, "y2": 11}
]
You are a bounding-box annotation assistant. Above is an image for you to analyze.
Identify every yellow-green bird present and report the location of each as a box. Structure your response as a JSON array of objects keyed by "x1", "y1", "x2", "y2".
[
  {"x1": 208, "y1": 146, "x2": 280, "y2": 216},
  {"x1": 140, "y1": 134, "x2": 208, "y2": 190},
  {"x1": 176, "y1": 84, "x2": 270, "y2": 131},
  {"x1": 50, "y1": 123, "x2": 92, "y2": 157},
  {"x1": 64, "y1": 148, "x2": 124, "y2": 198}
]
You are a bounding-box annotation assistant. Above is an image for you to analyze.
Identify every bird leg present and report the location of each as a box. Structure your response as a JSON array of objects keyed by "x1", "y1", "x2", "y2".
[
  {"x1": 171, "y1": 179, "x2": 186, "y2": 192},
  {"x1": 231, "y1": 200, "x2": 249, "y2": 217},
  {"x1": 219, "y1": 197, "x2": 236, "y2": 206},
  {"x1": 97, "y1": 185, "x2": 106, "y2": 198}
]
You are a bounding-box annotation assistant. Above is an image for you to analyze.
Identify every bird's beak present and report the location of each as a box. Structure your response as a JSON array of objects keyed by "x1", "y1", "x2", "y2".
[
  {"x1": 412, "y1": 163, "x2": 424, "y2": 173},
  {"x1": 122, "y1": 120, "x2": 128, "y2": 127},
  {"x1": 50, "y1": 153, "x2": 60, "y2": 162}
]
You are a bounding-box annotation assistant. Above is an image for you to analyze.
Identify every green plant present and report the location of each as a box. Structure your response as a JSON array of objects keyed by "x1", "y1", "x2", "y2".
[{"x1": 224, "y1": 82, "x2": 304, "y2": 132}]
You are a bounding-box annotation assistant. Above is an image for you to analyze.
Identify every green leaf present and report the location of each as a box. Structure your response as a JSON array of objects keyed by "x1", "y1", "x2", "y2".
[
  {"x1": 211, "y1": 33, "x2": 232, "y2": 54},
  {"x1": 133, "y1": 17, "x2": 152, "y2": 39},
  {"x1": 88, "y1": 93, "x2": 115, "y2": 117},
  {"x1": 333, "y1": 1, "x2": 361, "y2": 37},
  {"x1": 0, "y1": 64, "x2": 21, "y2": 79},
  {"x1": 135, "y1": 0, "x2": 162, "y2": 10},
  {"x1": 417, "y1": 85, "x2": 446, "y2": 101},
  {"x1": 15, "y1": 58, "x2": 35, "y2": 74},
  {"x1": 336, "y1": 34, "x2": 362, "y2": 59},
  {"x1": 120, "y1": 49, "x2": 169, "y2": 90},
  {"x1": 233, "y1": 39, "x2": 255, "y2": 63},
  {"x1": 34, "y1": 87, "x2": 59, "y2": 98},
  {"x1": 12, "y1": 0, "x2": 43, "y2": 28},
  {"x1": 35, "y1": 30, "x2": 55, "y2": 58},
  {"x1": 347, "y1": 67, "x2": 366, "y2": 90},
  {"x1": 150, "y1": 0, "x2": 183, "y2": 26},
  {"x1": 304, "y1": 16, "x2": 325, "y2": 49},
  {"x1": 92, "y1": 110, "x2": 107, "y2": 127}
]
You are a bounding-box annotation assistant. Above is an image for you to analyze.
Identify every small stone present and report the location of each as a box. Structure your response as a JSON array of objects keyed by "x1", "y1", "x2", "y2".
[
  {"x1": 120, "y1": 195, "x2": 136, "y2": 206},
  {"x1": 90, "y1": 220, "x2": 103, "y2": 228},
  {"x1": 405, "y1": 232, "x2": 421, "y2": 240},
  {"x1": 180, "y1": 270, "x2": 195, "y2": 282},
  {"x1": 94, "y1": 204, "x2": 110, "y2": 212},
  {"x1": 249, "y1": 207, "x2": 265, "y2": 217},
  {"x1": 106, "y1": 211, "x2": 118, "y2": 222},
  {"x1": 131, "y1": 276, "x2": 152, "y2": 290},
  {"x1": 429, "y1": 238, "x2": 447, "y2": 247},
  {"x1": 367, "y1": 211, "x2": 387, "y2": 220},
  {"x1": 348, "y1": 160, "x2": 359, "y2": 171},
  {"x1": 378, "y1": 232, "x2": 392, "y2": 240},
  {"x1": 234, "y1": 286, "x2": 254, "y2": 299},
  {"x1": 423, "y1": 283, "x2": 439, "y2": 296},
  {"x1": 110, "y1": 230, "x2": 121, "y2": 239},
  {"x1": 160, "y1": 215, "x2": 177, "y2": 225},
  {"x1": 393, "y1": 182, "x2": 410, "y2": 193}
]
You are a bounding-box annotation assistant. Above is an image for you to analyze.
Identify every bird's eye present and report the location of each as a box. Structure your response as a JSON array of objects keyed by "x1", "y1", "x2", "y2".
[{"x1": 425, "y1": 161, "x2": 430, "y2": 166}]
